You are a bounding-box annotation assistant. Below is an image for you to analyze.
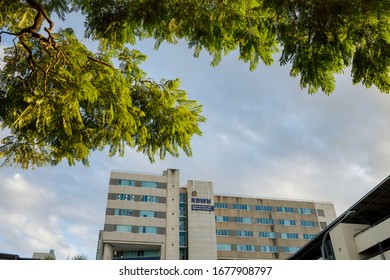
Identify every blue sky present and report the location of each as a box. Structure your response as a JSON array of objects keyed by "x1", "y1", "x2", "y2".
[{"x1": 1, "y1": 11, "x2": 390, "y2": 260}]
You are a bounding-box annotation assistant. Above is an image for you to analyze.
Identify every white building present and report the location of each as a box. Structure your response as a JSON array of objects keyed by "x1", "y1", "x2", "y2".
[{"x1": 289, "y1": 175, "x2": 390, "y2": 260}]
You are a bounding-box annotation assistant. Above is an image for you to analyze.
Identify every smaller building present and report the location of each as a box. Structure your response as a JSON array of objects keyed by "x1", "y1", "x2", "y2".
[
  {"x1": 32, "y1": 249, "x2": 56, "y2": 260},
  {"x1": 0, "y1": 252, "x2": 36, "y2": 260},
  {"x1": 0, "y1": 253, "x2": 24, "y2": 260},
  {"x1": 289, "y1": 175, "x2": 390, "y2": 260}
]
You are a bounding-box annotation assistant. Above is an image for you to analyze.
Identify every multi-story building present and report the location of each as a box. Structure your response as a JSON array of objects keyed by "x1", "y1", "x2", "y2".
[{"x1": 96, "y1": 169, "x2": 336, "y2": 260}]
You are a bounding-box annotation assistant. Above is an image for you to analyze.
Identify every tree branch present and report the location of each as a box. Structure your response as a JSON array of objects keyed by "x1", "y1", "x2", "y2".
[
  {"x1": 0, "y1": 31, "x2": 17, "y2": 36},
  {"x1": 87, "y1": 56, "x2": 113, "y2": 68}
]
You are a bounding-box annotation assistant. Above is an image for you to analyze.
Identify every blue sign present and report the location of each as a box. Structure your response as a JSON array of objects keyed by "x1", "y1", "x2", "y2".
[{"x1": 191, "y1": 204, "x2": 215, "y2": 211}]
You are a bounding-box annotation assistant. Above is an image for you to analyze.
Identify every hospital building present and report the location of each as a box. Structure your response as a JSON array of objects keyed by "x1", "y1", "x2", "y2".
[{"x1": 96, "y1": 169, "x2": 336, "y2": 260}]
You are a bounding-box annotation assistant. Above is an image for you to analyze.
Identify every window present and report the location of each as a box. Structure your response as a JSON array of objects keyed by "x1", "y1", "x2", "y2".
[
  {"x1": 140, "y1": 210, "x2": 155, "y2": 218},
  {"x1": 215, "y1": 202, "x2": 228, "y2": 209},
  {"x1": 116, "y1": 194, "x2": 135, "y2": 201},
  {"x1": 139, "y1": 226, "x2": 158, "y2": 234},
  {"x1": 233, "y1": 204, "x2": 251, "y2": 210},
  {"x1": 179, "y1": 217, "x2": 187, "y2": 231},
  {"x1": 281, "y1": 233, "x2": 299, "y2": 239},
  {"x1": 180, "y1": 248, "x2": 188, "y2": 260},
  {"x1": 217, "y1": 244, "x2": 231, "y2": 251},
  {"x1": 257, "y1": 218, "x2": 274, "y2": 225},
  {"x1": 259, "y1": 232, "x2": 276, "y2": 239},
  {"x1": 179, "y1": 204, "x2": 187, "y2": 216},
  {"x1": 256, "y1": 205, "x2": 273, "y2": 212},
  {"x1": 141, "y1": 181, "x2": 159, "y2": 188},
  {"x1": 298, "y1": 208, "x2": 312, "y2": 215},
  {"x1": 116, "y1": 225, "x2": 132, "y2": 232},
  {"x1": 180, "y1": 232, "x2": 187, "y2": 247},
  {"x1": 300, "y1": 220, "x2": 316, "y2": 227},
  {"x1": 237, "y1": 245, "x2": 255, "y2": 252},
  {"x1": 320, "y1": 222, "x2": 327, "y2": 229},
  {"x1": 215, "y1": 216, "x2": 229, "y2": 222},
  {"x1": 216, "y1": 229, "x2": 230, "y2": 236},
  {"x1": 303, "y1": 234, "x2": 317, "y2": 240},
  {"x1": 140, "y1": 195, "x2": 159, "y2": 203},
  {"x1": 236, "y1": 230, "x2": 253, "y2": 237},
  {"x1": 179, "y1": 193, "x2": 187, "y2": 203},
  {"x1": 317, "y1": 209, "x2": 325, "y2": 217},
  {"x1": 119, "y1": 179, "x2": 135, "y2": 186},
  {"x1": 277, "y1": 207, "x2": 294, "y2": 213},
  {"x1": 279, "y1": 219, "x2": 296, "y2": 226},
  {"x1": 260, "y1": 246, "x2": 278, "y2": 253},
  {"x1": 234, "y1": 217, "x2": 252, "y2": 224},
  {"x1": 114, "y1": 209, "x2": 133, "y2": 216},
  {"x1": 282, "y1": 247, "x2": 300, "y2": 253},
  {"x1": 118, "y1": 250, "x2": 160, "y2": 259}
]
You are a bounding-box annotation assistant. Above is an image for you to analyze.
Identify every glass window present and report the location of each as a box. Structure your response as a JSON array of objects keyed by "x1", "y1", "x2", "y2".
[
  {"x1": 180, "y1": 232, "x2": 187, "y2": 247},
  {"x1": 279, "y1": 219, "x2": 296, "y2": 226},
  {"x1": 215, "y1": 202, "x2": 228, "y2": 209},
  {"x1": 236, "y1": 230, "x2": 253, "y2": 237},
  {"x1": 260, "y1": 246, "x2": 278, "y2": 253},
  {"x1": 277, "y1": 207, "x2": 294, "y2": 213},
  {"x1": 320, "y1": 221, "x2": 327, "y2": 229},
  {"x1": 237, "y1": 244, "x2": 255, "y2": 252},
  {"x1": 116, "y1": 225, "x2": 132, "y2": 232},
  {"x1": 179, "y1": 217, "x2": 187, "y2": 231},
  {"x1": 323, "y1": 238, "x2": 335, "y2": 260},
  {"x1": 179, "y1": 204, "x2": 187, "y2": 216},
  {"x1": 140, "y1": 195, "x2": 159, "y2": 203},
  {"x1": 234, "y1": 217, "x2": 252, "y2": 224},
  {"x1": 233, "y1": 204, "x2": 251, "y2": 210},
  {"x1": 141, "y1": 181, "x2": 159, "y2": 188},
  {"x1": 179, "y1": 193, "x2": 187, "y2": 203},
  {"x1": 282, "y1": 247, "x2": 300, "y2": 253},
  {"x1": 281, "y1": 232, "x2": 299, "y2": 239},
  {"x1": 216, "y1": 229, "x2": 230, "y2": 236},
  {"x1": 139, "y1": 226, "x2": 158, "y2": 234},
  {"x1": 259, "y1": 232, "x2": 276, "y2": 239},
  {"x1": 217, "y1": 244, "x2": 231, "y2": 251},
  {"x1": 300, "y1": 220, "x2": 316, "y2": 227},
  {"x1": 119, "y1": 179, "x2": 135, "y2": 186},
  {"x1": 256, "y1": 205, "x2": 273, "y2": 212},
  {"x1": 257, "y1": 218, "x2": 274, "y2": 225},
  {"x1": 180, "y1": 248, "x2": 188, "y2": 260},
  {"x1": 298, "y1": 208, "x2": 312, "y2": 215},
  {"x1": 215, "y1": 216, "x2": 229, "y2": 222},
  {"x1": 303, "y1": 233, "x2": 317, "y2": 240},
  {"x1": 114, "y1": 209, "x2": 133, "y2": 216},
  {"x1": 317, "y1": 209, "x2": 325, "y2": 217},
  {"x1": 140, "y1": 210, "x2": 155, "y2": 218},
  {"x1": 119, "y1": 250, "x2": 160, "y2": 259},
  {"x1": 116, "y1": 194, "x2": 135, "y2": 201}
]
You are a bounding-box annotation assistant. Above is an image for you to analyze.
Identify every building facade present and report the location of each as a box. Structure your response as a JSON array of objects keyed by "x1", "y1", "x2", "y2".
[
  {"x1": 96, "y1": 169, "x2": 336, "y2": 260},
  {"x1": 289, "y1": 175, "x2": 390, "y2": 260}
]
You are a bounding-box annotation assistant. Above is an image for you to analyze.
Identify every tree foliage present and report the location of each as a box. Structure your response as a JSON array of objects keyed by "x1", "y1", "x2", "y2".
[
  {"x1": 1, "y1": 0, "x2": 390, "y2": 168},
  {"x1": 71, "y1": 254, "x2": 87, "y2": 260},
  {"x1": 72, "y1": 0, "x2": 390, "y2": 94},
  {"x1": 0, "y1": 0, "x2": 205, "y2": 168}
]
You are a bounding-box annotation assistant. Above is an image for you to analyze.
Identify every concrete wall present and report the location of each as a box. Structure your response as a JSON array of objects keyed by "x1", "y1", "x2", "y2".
[
  {"x1": 355, "y1": 218, "x2": 390, "y2": 253},
  {"x1": 187, "y1": 180, "x2": 217, "y2": 259},
  {"x1": 164, "y1": 169, "x2": 180, "y2": 260},
  {"x1": 330, "y1": 223, "x2": 368, "y2": 260}
]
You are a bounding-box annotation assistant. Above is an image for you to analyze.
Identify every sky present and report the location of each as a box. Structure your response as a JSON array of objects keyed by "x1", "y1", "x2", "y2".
[{"x1": 1, "y1": 12, "x2": 390, "y2": 260}]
